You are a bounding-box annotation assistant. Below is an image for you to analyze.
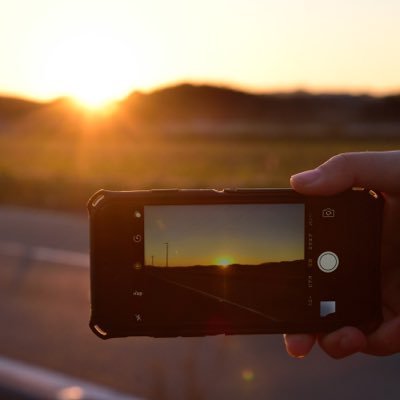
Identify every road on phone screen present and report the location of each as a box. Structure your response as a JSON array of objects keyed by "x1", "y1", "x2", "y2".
[
  {"x1": 0, "y1": 205, "x2": 399, "y2": 400},
  {"x1": 145, "y1": 270, "x2": 281, "y2": 322}
]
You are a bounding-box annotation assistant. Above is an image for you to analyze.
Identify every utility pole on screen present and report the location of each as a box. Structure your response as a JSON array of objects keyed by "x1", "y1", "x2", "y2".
[{"x1": 164, "y1": 242, "x2": 169, "y2": 267}]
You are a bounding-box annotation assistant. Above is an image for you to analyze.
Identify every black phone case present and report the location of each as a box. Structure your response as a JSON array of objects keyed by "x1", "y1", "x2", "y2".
[{"x1": 88, "y1": 188, "x2": 383, "y2": 339}]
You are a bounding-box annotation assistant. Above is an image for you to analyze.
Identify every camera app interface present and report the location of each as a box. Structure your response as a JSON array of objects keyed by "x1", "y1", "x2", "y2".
[{"x1": 144, "y1": 204, "x2": 306, "y2": 326}]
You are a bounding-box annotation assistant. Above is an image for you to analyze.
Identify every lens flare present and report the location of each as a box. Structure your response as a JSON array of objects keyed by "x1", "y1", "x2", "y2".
[{"x1": 241, "y1": 368, "x2": 255, "y2": 382}]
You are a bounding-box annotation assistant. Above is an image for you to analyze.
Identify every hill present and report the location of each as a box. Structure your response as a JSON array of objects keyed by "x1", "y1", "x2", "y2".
[
  {"x1": 0, "y1": 96, "x2": 44, "y2": 123},
  {"x1": 1, "y1": 83, "x2": 400, "y2": 136},
  {"x1": 121, "y1": 83, "x2": 400, "y2": 124},
  {"x1": 121, "y1": 83, "x2": 374, "y2": 125}
]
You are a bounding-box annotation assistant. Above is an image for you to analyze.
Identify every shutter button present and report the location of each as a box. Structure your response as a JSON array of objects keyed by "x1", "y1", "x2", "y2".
[{"x1": 317, "y1": 251, "x2": 339, "y2": 273}]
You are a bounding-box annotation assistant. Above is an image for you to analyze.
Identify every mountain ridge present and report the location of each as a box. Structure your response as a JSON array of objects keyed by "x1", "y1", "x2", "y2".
[{"x1": 1, "y1": 83, "x2": 400, "y2": 134}]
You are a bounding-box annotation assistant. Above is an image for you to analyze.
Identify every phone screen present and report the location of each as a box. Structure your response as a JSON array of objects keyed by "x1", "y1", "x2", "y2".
[{"x1": 143, "y1": 204, "x2": 307, "y2": 326}]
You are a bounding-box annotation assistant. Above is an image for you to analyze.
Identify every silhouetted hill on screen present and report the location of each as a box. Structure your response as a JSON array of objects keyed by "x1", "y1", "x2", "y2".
[{"x1": 146, "y1": 259, "x2": 305, "y2": 276}]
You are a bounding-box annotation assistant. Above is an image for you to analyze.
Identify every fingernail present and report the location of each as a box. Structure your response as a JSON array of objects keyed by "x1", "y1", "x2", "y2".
[
  {"x1": 291, "y1": 169, "x2": 321, "y2": 187},
  {"x1": 285, "y1": 346, "x2": 306, "y2": 359},
  {"x1": 284, "y1": 334, "x2": 312, "y2": 359}
]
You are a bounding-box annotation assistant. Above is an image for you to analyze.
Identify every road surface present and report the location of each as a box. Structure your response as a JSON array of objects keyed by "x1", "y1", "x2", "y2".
[{"x1": 0, "y1": 205, "x2": 399, "y2": 400}]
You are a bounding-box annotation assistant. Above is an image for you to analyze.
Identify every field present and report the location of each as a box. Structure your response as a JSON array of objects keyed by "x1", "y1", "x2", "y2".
[
  {"x1": 1, "y1": 123, "x2": 400, "y2": 211},
  {"x1": 144, "y1": 261, "x2": 306, "y2": 325}
]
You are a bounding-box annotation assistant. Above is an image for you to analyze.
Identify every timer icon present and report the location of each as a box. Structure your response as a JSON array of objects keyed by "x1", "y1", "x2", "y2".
[{"x1": 133, "y1": 234, "x2": 142, "y2": 243}]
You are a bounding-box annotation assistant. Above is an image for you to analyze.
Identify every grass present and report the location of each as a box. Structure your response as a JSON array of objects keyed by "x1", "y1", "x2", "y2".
[{"x1": 1, "y1": 124, "x2": 400, "y2": 212}]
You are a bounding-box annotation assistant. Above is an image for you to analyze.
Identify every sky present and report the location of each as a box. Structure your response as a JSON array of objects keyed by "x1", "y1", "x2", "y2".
[
  {"x1": 144, "y1": 204, "x2": 304, "y2": 267},
  {"x1": 1, "y1": 0, "x2": 400, "y2": 106}
]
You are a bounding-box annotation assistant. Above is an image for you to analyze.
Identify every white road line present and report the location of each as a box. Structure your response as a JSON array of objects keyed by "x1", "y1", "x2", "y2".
[
  {"x1": 0, "y1": 240, "x2": 89, "y2": 268},
  {"x1": 147, "y1": 271, "x2": 281, "y2": 322},
  {"x1": 0, "y1": 355, "x2": 143, "y2": 400}
]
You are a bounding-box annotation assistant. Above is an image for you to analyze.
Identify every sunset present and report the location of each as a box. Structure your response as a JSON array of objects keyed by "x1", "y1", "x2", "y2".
[
  {"x1": 144, "y1": 204, "x2": 304, "y2": 267},
  {"x1": 41, "y1": 29, "x2": 138, "y2": 109},
  {"x1": 1, "y1": 0, "x2": 400, "y2": 104},
  {"x1": 214, "y1": 256, "x2": 235, "y2": 268}
]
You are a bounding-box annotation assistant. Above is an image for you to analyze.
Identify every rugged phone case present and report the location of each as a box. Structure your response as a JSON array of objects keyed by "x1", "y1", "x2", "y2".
[{"x1": 88, "y1": 188, "x2": 383, "y2": 339}]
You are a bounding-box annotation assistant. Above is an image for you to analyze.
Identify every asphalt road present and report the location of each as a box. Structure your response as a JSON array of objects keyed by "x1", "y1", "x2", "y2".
[{"x1": 0, "y1": 206, "x2": 399, "y2": 400}]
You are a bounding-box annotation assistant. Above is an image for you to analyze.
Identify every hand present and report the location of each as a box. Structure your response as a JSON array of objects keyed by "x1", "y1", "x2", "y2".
[{"x1": 284, "y1": 151, "x2": 400, "y2": 359}]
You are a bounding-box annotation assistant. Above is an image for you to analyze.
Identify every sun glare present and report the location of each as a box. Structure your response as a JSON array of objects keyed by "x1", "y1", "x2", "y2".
[
  {"x1": 42, "y1": 29, "x2": 142, "y2": 109},
  {"x1": 215, "y1": 257, "x2": 234, "y2": 268},
  {"x1": 72, "y1": 93, "x2": 115, "y2": 112}
]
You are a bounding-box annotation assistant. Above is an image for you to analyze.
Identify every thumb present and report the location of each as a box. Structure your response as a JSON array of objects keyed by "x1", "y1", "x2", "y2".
[{"x1": 290, "y1": 151, "x2": 400, "y2": 196}]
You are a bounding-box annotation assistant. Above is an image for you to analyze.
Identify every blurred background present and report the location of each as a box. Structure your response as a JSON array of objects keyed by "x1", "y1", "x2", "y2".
[{"x1": 0, "y1": 0, "x2": 399, "y2": 399}]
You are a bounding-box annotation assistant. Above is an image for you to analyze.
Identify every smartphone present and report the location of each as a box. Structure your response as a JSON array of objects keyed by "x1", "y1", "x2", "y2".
[{"x1": 88, "y1": 188, "x2": 383, "y2": 339}]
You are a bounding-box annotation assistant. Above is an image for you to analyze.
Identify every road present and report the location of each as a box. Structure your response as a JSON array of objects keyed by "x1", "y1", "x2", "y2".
[{"x1": 0, "y1": 205, "x2": 399, "y2": 400}]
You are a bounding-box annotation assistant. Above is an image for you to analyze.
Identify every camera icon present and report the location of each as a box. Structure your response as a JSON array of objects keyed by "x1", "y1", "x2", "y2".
[{"x1": 322, "y1": 208, "x2": 335, "y2": 218}]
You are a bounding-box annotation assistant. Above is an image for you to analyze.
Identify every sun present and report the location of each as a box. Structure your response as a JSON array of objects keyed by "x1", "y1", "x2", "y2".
[
  {"x1": 215, "y1": 256, "x2": 234, "y2": 268},
  {"x1": 42, "y1": 28, "x2": 142, "y2": 109}
]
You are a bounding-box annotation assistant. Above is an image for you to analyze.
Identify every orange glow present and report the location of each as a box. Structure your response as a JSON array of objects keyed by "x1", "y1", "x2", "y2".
[{"x1": 2, "y1": 1, "x2": 400, "y2": 104}]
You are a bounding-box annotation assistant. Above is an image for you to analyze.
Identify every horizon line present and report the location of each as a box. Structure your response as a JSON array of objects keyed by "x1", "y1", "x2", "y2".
[{"x1": 1, "y1": 79, "x2": 400, "y2": 104}]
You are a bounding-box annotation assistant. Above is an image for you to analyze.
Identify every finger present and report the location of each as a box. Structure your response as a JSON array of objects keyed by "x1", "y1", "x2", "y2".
[
  {"x1": 283, "y1": 334, "x2": 316, "y2": 358},
  {"x1": 290, "y1": 151, "x2": 400, "y2": 195},
  {"x1": 317, "y1": 327, "x2": 367, "y2": 359},
  {"x1": 364, "y1": 316, "x2": 400, "y2": 356}
]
